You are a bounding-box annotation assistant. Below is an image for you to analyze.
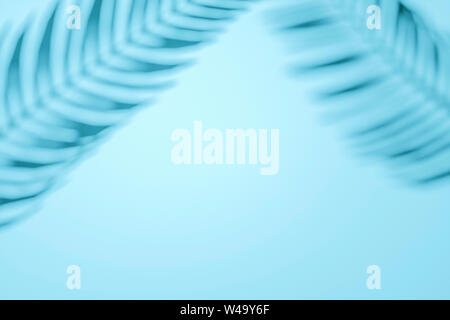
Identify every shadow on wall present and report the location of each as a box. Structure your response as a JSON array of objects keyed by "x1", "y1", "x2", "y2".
[
  {"x1": 0, "y1": 0, "x2": 258, "y2": 227},
  {"x1": 269, "y1": 0, "x2": 450, "y2": 185},
  {"x1": 1, "y1": 0, "x2": 450, "y2": 228}
]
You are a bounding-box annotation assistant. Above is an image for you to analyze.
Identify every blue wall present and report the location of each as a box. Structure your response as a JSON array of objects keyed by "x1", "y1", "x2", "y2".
[{"x1": 1, "y1": 0, "x2": 450, "y2": 299}]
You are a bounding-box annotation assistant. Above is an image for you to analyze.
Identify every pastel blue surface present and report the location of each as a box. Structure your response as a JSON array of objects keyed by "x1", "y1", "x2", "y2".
[{"x1": 1, "y1": 0, "x2": 450, "y2": 299}]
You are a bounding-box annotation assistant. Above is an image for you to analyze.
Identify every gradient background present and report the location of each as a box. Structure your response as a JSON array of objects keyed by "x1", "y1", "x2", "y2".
[{"x1": 1, "y1": 0, "x2": 450, "y2": 299}]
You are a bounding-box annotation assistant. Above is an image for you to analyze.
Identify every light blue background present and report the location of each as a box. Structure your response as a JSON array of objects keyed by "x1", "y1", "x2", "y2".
[{"x1": 1, "y1": 0, "x2": 450, "y2": 299}]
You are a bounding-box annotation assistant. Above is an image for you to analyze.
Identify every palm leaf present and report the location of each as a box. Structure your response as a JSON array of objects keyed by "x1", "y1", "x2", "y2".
[
  {"x1": 0, "y1": 0, "x2": 256, "y2": 227},
  {"x1": 270, "y1": 0, "x2": 450, "y2": 185}
]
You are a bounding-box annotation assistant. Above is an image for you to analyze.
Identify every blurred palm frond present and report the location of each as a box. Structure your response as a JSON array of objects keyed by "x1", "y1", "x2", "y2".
[
  {"x1": 0, "y1": 0, "x2": 256, "y2": 227},
  {"x1": 270, "y1": 0, "x2": 450, "y2": 185}
]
